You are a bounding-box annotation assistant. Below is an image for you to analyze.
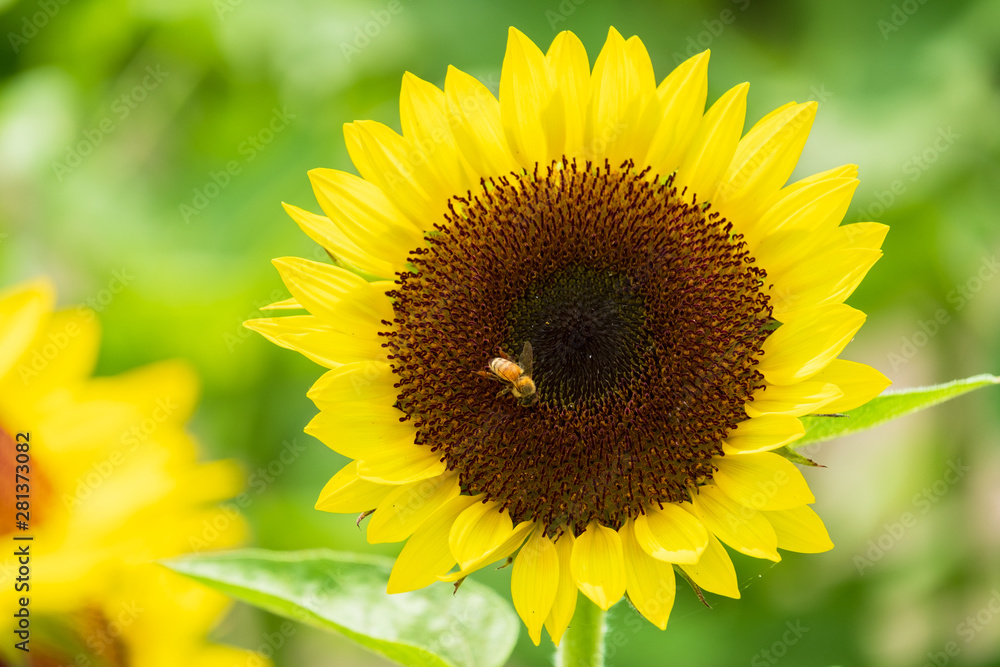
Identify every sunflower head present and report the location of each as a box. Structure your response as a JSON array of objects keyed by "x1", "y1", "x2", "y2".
[
  {"x1": 0, "y1": 279, "x2": 265, "y2": 666},
  {"x1": 249, "y1": 26, "x2": 890, "y2": 645}
]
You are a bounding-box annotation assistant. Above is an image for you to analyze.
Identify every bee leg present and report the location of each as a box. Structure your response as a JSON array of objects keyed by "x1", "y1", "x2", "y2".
[{"x1": 496, "y1": 386, "x2": 511, "y2": 398}]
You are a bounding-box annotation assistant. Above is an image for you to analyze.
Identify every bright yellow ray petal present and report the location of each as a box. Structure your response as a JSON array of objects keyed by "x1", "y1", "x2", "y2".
[
  {"x1": 586, "y1": 28, "x2": 655, "y2": 165},
  {"x1": 8, "y1": 308, "x2": 99, "y2": 398},
  {"x1": 677, "y1": 530, "x2": 740, "y2": 599},
  {"x1": 769, "y1": 248, "x2": 883, "y2": 317},
  {"x1": 762, "y1": 164, "x2": 858, "y2": 201},
  {"x1": 350, "y1": 120, "x2": 447, "y2": 226},
  {"x1": 545, "y1": 31, "x2": 590, "y2": 160},
  {"x1": 714, "y1": 102, "x2": 817, "y2": 228},
  {"x1": 259, "y1": 297, "x2": 302, "y2": 311},
  {"x1": 809, "y1": 359, "x2": 891, "y2": 413},
  {"x1": 400, "y1": 72, "x2": 476, "y2": 195},
  {"x1": 387, "y1": 494, "x2": 478, "y2": 593},
  {"x1": 642, "y1": 51, "x2": 709, "y2": 176},
  {"x1": 570, "y1": 521, "x2": 627, "y2": 610},
  {"x1": 357, "y1": 445, "x2": 447, "y2": 484},
  {"x1": 723, "y1": 414, "x2": 805, "y2": 453},
  {"x1": 619, "y1": 519, "x2": 677, "y2": 630},
  {"x1": 244, "y1": 316, "x2": 383, "y2": 367},
  {"x1": 500, "y1": 27, "x2": 554, "y2": 168},
  {"x1": 758, "y1": 304, "x2": 866, "y2": 386},
  {"x1": 674, "y1": 82, "x2": 748, "y2": 202},
  {"x1": 511, "y1": 527, "x2": 559, "y2": 645},
  {"x1": 690, "y1": 484, "x2": 780, "y2": 561},
  {"x1": 282, "y1": 202, "x2": 396, "y2": 279},
  {"x1": 305, "y1": 407, "x2": 415, "y2": 459},
  {"x1": 307, "y1": 361, "x2": 397, "y2": 410},
  {"x1": 754, "y1": 217, "x2": 884, "y2": 284},
  {"x1": 367, "y1": 473, "x2": 460, "y2": 544},
  {"x1": 272, "y1": 256, "x2": 392, "y2": 329},
  {"x1": 632, "y1": 503, "x2": 708, "y2": 564},
  {"x1": 544, "y1": 529, "x2": 578, "y2": 646},
  {"x1": 308, "y1": 169, "x2": 425, "y2": 262},
  {"x1": 315, "y1": 460, "x2": 395, "y2": 513},
  {"x1": 745, "y1": 381, "x2": 842, "y2": 418},
  {"x1": 713, "y1": 452, "x2": 815, "y2": 511},
  {"x1": 762, "y1": 504, "x2": 834, "y2": 553},
  {"x1": 438, "y1": 520, "x2": 534, "y2": 582},
  {"x1": 0, "y1": 279, "x2": 55, "y2": 380},
  {"x1": 449, "y1": 500, "x2": 518, "y2": 570},
  {"x1": 445, "y1": 66, "x2": 520, "y2": 179},
  {"x1": 748, "y1": 177, "x2": 858, "y2": 254}
]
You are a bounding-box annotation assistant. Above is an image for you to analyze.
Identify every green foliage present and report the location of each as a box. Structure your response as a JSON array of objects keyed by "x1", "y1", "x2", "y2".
[
  {"x1": 166, "y1": 549, "x2": 519, "y2": 667},
  {"x1": 796, "y1": 375, "x2": 1000, "y2": 447}
]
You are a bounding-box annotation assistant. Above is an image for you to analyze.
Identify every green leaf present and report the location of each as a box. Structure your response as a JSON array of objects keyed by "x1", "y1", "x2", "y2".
[
  {"x1": 165, "y1": 549, "x2": 519, "y2": 667},
  {"x1": 795, "y1": 374, "x2": 1000, "y2": 448}
]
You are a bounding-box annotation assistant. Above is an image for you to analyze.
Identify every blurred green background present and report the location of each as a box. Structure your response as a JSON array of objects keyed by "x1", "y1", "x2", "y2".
[{"x1": 2, "y1": 0, "x2": 999, "y2": 664}]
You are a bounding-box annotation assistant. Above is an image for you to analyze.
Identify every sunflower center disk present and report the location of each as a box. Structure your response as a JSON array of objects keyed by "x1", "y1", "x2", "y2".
[{"x1": 383, "y1": 160, "x2": 773, "y2": 532}]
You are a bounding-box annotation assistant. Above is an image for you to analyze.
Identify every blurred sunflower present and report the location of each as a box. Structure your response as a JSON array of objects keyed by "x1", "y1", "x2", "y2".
[
  {"x1": 0, "y1": 280, "x2": 263, "y2": 667},
  {"x1": 249, "y1": 27, "x2": 891, "y2": 645}
]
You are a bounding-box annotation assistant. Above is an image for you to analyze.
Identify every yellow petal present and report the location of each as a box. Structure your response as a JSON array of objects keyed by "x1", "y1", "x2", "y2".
[
  {"x1": 500, "y1": 27, "x2": 554, "y2": 168},
  {"x1": 749, "y1": 177, "x2": 858, "y2": 253},
  {"x1": 570, "y1": 521, "x2": 626, "y2": 610},
  {"x1": 350, "y1": 120, "x2": 446, "y2": 227},
  {"x1": 544, "y1": 529, "x2": 578, "y2": 646},
  {"x1": 449, "y1": 500, "x2": 517, "y2": 570},
  {"x1": 259, "y1": 297, "x2": 302, "y2": 311},
  {"x1": 367, "y1": 473, "x2": 460, "y2": 544},
  {"x1": 305, "y1": 406, "x2": 414, "y2": 459},
  {"x1": 677, "y1": 531, "x2": 740, "y2": 599},
  {"x1": 512, "y1": 527, "x2": 559, "y2": 645},
  {"x1": 9, "y1": 307, "x2": 99, "y2": 396},
  {"x1": 272, "y1": 256, "x2": 393, "y2": 329},
  {"x1": 357, "y1": 445, "x2": 446, "y2": 485},
  {"x1": 769, "y1": 248, "x2": 883, "y2": 318},
  {"x1": 315, "y1": 460, "x2": 394, "y2": 513},
  {"x1": 282, "y1": 202, "x2": 396, "y2": 279},
  {"x1": 723, "y1": 414, "x2": 805, "y2": 454},
  {"x1": 746, "y1": 101, "x2": 796, "y2": 134},
  {"x1": 757, "y1": 304, "x2": 866, "y2": 385},
  {"x1": 400, "y1": 72, "x2": 475, "y2": 195},
  {"x1": 619, "y1": 520, "x2": 677, "y2": 630},
  {"x1": 762, "y1": 504, "x2": 834, "y2": 553},
  {"x1": 445, "y1": 66, "x2": 520, "y2": 179},
  {"x1": 0, "y1": 279, "x2": 54, "y2": 379},
  {"x1": 586, "y1": 28, "x2": 655, "y2": 165},
  {"x1": 544, "y1": 31, "x2": 590, "y2": 160},
  {"x1": 387, "y1": 495, "x2": 478, "y2": 593},
  {"x1": 713, "y1": 452, "x2": 815, "y2": 511},
  {"x1": 745, "y1": 381, "x2": 842, "y2": 418},
  {"x1": 809, "y1": 359, "x2": 890, "y2": 413},
  {"x1": 690, "y1": 484, "x2": 780, "y2": 561},
  {"x1": 632, "y1": 503, "x2": 708, "y2": 564},
  {"x1": 439, "y1": 519, "x2": 534, "y2": 582},
  {"x1": 780, "y1": 163, "x2": 858, "y2": 194},
  {"x1": 675, "y1": 82, "x2": 748, "y2": 203},
  {"x1": 754, "y1": 216, "x2": 883, "y2": 284},
  {"x1": 715, "y1": 102, "x2": 817, "y2": 227},
  {"x1": 643, "y1": 51, "x2": 709, "y2": 176},
  {"x1": 244, "y1": 315, "x2": 384, "y2": 367},
  {"x1": 307, "y1": 361, "x2": 397, "y2": 410},
  {"x1": 308, "y1": 169, "x2": 424, "y2": 263}
]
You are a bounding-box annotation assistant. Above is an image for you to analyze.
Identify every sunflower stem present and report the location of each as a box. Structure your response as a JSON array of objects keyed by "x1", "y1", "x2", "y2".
[{"x1": 555, "y1": 595, "x2": 606, "y2": 667}]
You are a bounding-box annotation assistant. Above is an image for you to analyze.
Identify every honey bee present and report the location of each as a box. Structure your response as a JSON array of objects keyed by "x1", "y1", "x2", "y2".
[{"x1": 482, "y1": 341, "x2": 538, "y2": 406}]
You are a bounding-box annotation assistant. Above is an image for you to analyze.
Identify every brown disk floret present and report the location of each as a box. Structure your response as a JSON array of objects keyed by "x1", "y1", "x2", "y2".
[{"x1": 381, "y1": 160, "x2": 772, "y2": 533}]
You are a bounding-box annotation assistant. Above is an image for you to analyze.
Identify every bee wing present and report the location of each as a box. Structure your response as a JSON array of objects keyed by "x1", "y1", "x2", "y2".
[{"x1": 519, "y1": 341, "x2": 533, "y2": 376}]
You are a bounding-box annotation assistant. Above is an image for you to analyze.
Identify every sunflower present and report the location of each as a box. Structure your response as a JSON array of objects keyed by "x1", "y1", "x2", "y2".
[
  {"x1": 0, "y1": 279, "x2": 264, "y2": 667},
  {"x1": 248, "y1": 27, "x2": 891, "y2": 645}
]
